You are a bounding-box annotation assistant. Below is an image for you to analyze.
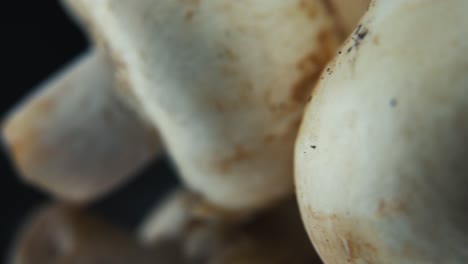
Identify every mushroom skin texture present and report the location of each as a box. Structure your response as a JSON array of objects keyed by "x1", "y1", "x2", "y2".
[
  {"x1": 63, "y1": 0, "x2": 342, "y2": 212},
  {"x1": 2, "y1": 50, "x2": 161, "y2": 203},
  {"x1": 328, "y1": 0, "x2": 371, "y2": 35},
  {"x1": 8, "y1": 204, "x2": 181, "y2": 264},
  {"x1": 139, "y1": 190, "x2": 322, "y2": 264},
  {"x1": 295, "y1": 0, "x2": 468, "y2": 263}
]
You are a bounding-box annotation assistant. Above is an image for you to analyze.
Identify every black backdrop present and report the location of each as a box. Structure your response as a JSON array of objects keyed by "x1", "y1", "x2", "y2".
[{"x1": 0, "y1": 2, "x2": 179, "y2": 261}]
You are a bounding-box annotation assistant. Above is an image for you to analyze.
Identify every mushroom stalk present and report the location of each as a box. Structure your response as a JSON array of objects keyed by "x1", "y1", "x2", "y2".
[{"x1": 2, "y1": 49, "x2": 161, "y2": 203}]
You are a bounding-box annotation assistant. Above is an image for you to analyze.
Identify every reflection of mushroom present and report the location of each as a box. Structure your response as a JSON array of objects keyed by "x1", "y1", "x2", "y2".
[
  {"x1": 62, "y1": 0, "x2": 342, "y2": 212},
  {"x1": 295, "y1": 0, "x2": 468, "y2": 263},
  {"x1": 9, "y1": 204, "x2": 182, "y2": 264},
  {"x1": 2, "y1": 50, "x2": 161, "y2": 203},
  {"x1": 138, "y1": 190, "x2": 196, "y2": 244},
  {"x1": 139, "y1": 190, "x2": 322, "y2": 264}
]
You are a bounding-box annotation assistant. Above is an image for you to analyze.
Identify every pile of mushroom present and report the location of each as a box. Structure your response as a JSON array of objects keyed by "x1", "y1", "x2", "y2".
[{"x1": 4, "y1": 0, "x2": 468, "y2": 263}]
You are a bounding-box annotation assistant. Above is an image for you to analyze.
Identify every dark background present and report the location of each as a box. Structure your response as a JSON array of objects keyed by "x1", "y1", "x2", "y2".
[{"x1": 1, "y1": 2, "x2": 179, "y2": 261}]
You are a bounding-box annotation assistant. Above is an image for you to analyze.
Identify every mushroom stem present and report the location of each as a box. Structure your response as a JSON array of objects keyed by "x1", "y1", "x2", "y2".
[{"x1": 2, "y1": 49, "x2": 161, "y2": 203}]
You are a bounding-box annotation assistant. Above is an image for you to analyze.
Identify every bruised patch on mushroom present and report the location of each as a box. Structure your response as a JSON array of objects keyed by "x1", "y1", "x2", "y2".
[
  {"x1": 292, "y1": 30, "x2": 338, "y2": 103},
  {"x1": 303, "y1": 208, "x2": 381, "y2": 264},
  {"x1": 377, "y1": 199, "x2": 408, "y2": 216},
  {"x1": 299, "y1": 0, "x2": 319, "y2": 19},
  {"x1": 215, "y1": 145, "x2": 257, "y2": 173}
]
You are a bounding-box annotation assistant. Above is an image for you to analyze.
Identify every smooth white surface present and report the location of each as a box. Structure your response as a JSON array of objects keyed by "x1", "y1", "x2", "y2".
[{"x1": 296, "y1": 0, "x2": 468, "y2": 263}]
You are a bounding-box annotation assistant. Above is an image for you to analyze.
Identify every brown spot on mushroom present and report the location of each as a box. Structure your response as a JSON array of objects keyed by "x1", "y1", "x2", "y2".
[
  {"x1": 3, "y1": 124, "x2": 40, "y2": 175},
  {"x1": 291, "y1": 72, "x2": 318, "y2": 103},
  {"x1": 222, "y1": 47, "x2": 237, "y2": 61},
  {"x1": 292, "y1": 30, "x2": 338, "y2": 103},
  {"x1": 377, "y1": 199, "x2": 407, "y2": 216},
  {"x1": 35, "y1": 97, "x2": 56, "y2": 114},
  {"x1": 340, "y1": 237, "x2": 378, "y2": 262},
  {"x1": 303, "y1": 208, "x2": 381, "y2": 263},
  {"x1": 106, "y1": 49, "x2": 146, "y2": 113},
  {"x1": 220, "y1": 61, "x2": 239, "y2": 77},
  {"x1": 264, "y1": 117, "x2": 302, "y2": 145},
  {"x1": 212, "y1": 100, "x2": 227, "y2": 112},
  {"x1": 373, "y1": 35, "x2": 380, "y2": 45},
  {"x1": 1, "y1": 85, "x2": 69, "y2": 178},
  {"x1": 180, "y1": 0, "x2": 201, "y2": 21},
  {"x1": 263, "y1": 89, "x2": 290, "y2": 114},
  {"x1": 290, "y1": 118, "x2": 303, "y2": 133},
  {"x1": 264, "y1": 134, "x2": 277, "y2": 144},
  {"x1": 190, "y1": 194, "x2": 248, "y2": 222},
  {"x1": 318, "y1": 0, "x2": 336, "y2": 16},
  {"x1": 377, "y1": 201, "x2": 386, "y2": 215},
  {"x1": 184, "y1": 9, "x2": 194, "y2": 20},
  {"x1": 216, "y1": 145, "x2": 256, "y2": 173},
  {"x1": 299, "y1": 0, "x2": 319, "y2": 18},
  {"x1": 318, "y1": 0, "x2": 347, "y2": 39},
  {"x1": 238, "y1": 80, "x2": 254, "y2": 105},
  {"x1": 113, "y1": 68, "x2": 142, "y2": 111}
]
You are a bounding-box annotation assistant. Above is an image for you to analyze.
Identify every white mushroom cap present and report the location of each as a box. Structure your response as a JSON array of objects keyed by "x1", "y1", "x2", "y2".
[
  {"x1": 296, "y1": 0, "x2": 468, "y2": 263},
  {"x1": 64, "y1": 0, "x2": 342, "y2": 212},
  {"x1": 2, "y1": 50, "x2": 161, "y2": 203}
]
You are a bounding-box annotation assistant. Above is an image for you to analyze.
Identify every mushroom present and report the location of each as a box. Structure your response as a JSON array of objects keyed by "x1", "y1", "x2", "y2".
[
  {"x1": 327, "y1": 0, "x2": 371, "y2": 35},
  {"x1": 138, "y1": 190, "x2": 197, "y2": 244},
  {"x1": 295, "y1": 0, "x2": 468, "y2": 263},
  {"x1": 139, "y1": 189, "x2": 322, "y2": 264},
  {"x1": 2, "y1": 49, "x2": 161, "y2": 203},
  {"x1": 62, "y1": 0, "x2": 342, "y2": 212},
  {"x1": 8, "y1": 204, "x2": 183, "y2": 264}
]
